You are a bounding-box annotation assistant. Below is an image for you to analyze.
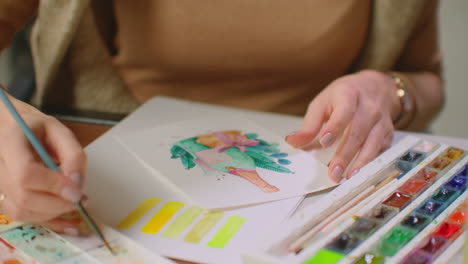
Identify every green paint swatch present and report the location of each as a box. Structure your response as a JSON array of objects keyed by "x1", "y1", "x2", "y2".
[
  {"x1": 207, "y1": 216, "x2": 246, "y2": 248},
  {"x1": 162, "y1": 206, "x2": 203, "y2": 239},
  {"x1": 184, "y1": 211, "x2": 224, "y2": 244},
  {"x1": 303, "y1": 249, "x2": 344, "y2": 264}
]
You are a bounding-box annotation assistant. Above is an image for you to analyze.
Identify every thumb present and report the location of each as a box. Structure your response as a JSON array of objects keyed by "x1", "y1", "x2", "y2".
[{"x1": 285, "y1": 100, "x2": 326, "y2": 148}]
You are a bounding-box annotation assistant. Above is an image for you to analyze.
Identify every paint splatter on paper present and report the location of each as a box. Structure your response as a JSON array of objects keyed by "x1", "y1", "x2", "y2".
[{"x1": 171, "y1": 131, "x2": 293, "y2": 193}]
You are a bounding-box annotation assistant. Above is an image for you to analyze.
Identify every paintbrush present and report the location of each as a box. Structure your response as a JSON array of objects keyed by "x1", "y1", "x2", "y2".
[
  {"x1": 288, "y1": 169, "x2": 401, "y2": 253},
  {"x1": 0, "y1": 87, "x2": 115, "y2": 255}
]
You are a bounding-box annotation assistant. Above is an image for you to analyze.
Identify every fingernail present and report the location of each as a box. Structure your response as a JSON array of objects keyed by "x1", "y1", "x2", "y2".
[
  {"x1": 62, "y1": 187, "x2": 82, "y2": 203},
  {"x1": 64, "y1": 227, "x2": 79, "y2": 236},
  {"x1": 285, "y1": 131, "x2": 299, "y2": 142},
  {"x1": 320, "y1": 133, "x2": 335, "y2": 148},
  {"x1": 69, "y1": 172, "x2": 82, "y2": 186},
  {"x1": 351, "y1": 169, "x2": 360, "y2": 176},
  {"x1": 331, "y1": 165, "x2": 344, "y2": 183}
]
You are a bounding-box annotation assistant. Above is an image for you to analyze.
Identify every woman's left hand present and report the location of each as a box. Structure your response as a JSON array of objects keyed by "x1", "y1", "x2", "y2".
[{"x1": 286, "y1": 70, "x2": 402, "y2": 182}]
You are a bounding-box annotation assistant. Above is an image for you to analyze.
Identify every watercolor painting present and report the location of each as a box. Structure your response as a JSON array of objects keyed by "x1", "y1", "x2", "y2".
[
  {"x1": 170, "y1": 130, "x2": 293, "y2": 193},
  {"x1": 116, "y1": 117, "x2": 333, "y2": 209},
  {"x1": 0, "y1": 225, "x2": 81, "y2": 263}
]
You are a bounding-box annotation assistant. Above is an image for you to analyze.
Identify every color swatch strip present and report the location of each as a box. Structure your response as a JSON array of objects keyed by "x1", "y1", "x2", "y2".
[
  {"x1": 117, "y1": 198, "x2": 162, "y2": 229},
  {"x1": 184, "y1": 211, "x2": 224, "y2": 243},
  {"x1": 207, "y1": 215, "x2": 247, "y2": 248},
  {"x1": 117, "y1": 198, "x2": 247, "y2": 248},
  {"x1": 162, "y1": 206, "x2": 204, "y2": 239},
  {"x1": 141, "y1": 201, "x2": 185, "y2": 234}
]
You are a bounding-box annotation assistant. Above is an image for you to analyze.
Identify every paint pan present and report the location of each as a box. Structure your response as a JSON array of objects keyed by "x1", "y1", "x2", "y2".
[
  {"x1": 377, "y1": 225, "x2": 417, "y2": 256},
  {"x1": 382, "y1": 192, "x2": 413, "y2": 210},
  {"x1": 411, "y1": 168, "x2": 437, "y2": 183},
  {"x1": 397, "y1": 179, "x2": 428, "y2": 196}
]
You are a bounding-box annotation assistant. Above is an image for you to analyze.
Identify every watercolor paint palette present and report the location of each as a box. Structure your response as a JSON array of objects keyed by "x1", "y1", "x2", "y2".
[
  {"x1": 0, "y1": 221, "x2": 175, "y2": 264},
  {"x1": 244, "y1": 136, "x2": 467, "y2": 264}
]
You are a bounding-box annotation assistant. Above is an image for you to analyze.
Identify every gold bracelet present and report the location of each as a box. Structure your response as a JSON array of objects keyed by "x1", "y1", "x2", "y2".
[{"x1": 388, "y1": 72, "x2": 417, "y2": 129}]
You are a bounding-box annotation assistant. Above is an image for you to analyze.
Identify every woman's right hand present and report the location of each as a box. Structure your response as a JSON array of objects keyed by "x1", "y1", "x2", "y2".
[{"x1": 0, "y1": 94, "x2": 87, "y2": 235}]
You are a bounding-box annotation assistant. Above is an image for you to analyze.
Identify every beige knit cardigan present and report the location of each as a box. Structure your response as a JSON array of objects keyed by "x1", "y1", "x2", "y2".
[{"x1": 30, "y1": 0, "x2": 428, "y2": 114}]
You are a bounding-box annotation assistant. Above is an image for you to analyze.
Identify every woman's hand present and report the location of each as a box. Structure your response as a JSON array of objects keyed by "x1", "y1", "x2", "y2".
[
  {"x1": 286, "y1": 70, "x2": 401, "y2": 182},
  {"x1": 0, "y1": 97, "x2": 86, "y2": 235}
]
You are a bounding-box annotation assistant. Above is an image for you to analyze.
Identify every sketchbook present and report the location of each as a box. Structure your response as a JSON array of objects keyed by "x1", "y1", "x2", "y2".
[{"x1": 81, "y1": 97, "x2": 340, "y2": 263}]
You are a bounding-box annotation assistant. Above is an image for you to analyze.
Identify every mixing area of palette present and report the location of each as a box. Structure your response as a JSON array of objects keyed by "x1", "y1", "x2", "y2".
[
  {"x1": 0, "y1": 220, "x2": 174, "y2": 264},
  {"x1": 301, "y1": 141, "x2": 467, "y2": 264},
  {"x1": 116, "y1": 198, "x2": 246, "y2": 249}
]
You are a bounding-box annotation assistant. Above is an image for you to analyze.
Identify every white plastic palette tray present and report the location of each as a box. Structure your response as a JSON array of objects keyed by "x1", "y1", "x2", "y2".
[{"x1": 243, "y1": 136, "x2": 467, "y2": 264}]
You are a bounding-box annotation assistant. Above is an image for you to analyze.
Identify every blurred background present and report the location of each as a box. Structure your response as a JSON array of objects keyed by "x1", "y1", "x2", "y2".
[
  {"x1": 0, "y1": 0, "x2": 467, "y2": 138},
  {"x1": 430, "y1": 0, "x2": 468, "y2": 138}
]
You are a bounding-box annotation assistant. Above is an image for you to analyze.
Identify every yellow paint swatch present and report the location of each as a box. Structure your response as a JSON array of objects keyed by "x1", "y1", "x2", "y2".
[
  {"x1": 117, "y1": 198, "x2": 161, "y2": 229},
  {"x1": 141, "y1": 201, "x2": 184, "y2": 234},
  {"x1": 162, "y1": 206, "x2": 203, "y2": 239},
  {"x1": 184, "y1": 211, "x2": 224, "y2": 244}
]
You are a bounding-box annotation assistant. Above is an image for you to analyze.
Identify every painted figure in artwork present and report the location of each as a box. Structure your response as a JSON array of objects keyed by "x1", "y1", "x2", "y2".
[{"x1": 170, "y1": 130, "x2": 293, "y2": 193}]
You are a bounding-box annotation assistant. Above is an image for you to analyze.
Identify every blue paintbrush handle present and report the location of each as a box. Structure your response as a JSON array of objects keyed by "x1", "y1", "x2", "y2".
[{"x1": 0, "y1": 89, "x2": 59, "y2": 171}]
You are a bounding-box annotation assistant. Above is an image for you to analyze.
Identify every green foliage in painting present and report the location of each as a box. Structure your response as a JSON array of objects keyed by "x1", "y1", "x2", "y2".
[
  {"x1": 244, "y1": 133, "x2": 291, "y2": 172},
  {"x1": 171, "y1": 131, "x2": 292, "y2": 173},
  {"x1": 170, "y1": 145, "x2": 196, "y2": 169},
  {"x1": 244, "y1": 149, "x2": 292, "y2": 173}
]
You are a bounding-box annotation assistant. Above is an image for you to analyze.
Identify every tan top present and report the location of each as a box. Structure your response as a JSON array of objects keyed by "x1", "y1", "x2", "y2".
[
  {"x1": 113, "y1": 0, "x2": 370, "y2": 115},
  {"x1": 0, "y1": 0, "x2": 440, "y2": 115}
]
